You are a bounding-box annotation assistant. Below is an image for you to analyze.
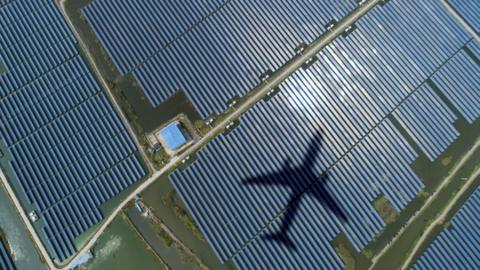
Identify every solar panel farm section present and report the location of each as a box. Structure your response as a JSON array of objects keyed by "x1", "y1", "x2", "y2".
[
  {"x1": 412, "y1": 186, "x2": 480, "y2": 270},
  {"x1": 432, "y1": 49, "x2": 480, "y2": 124},
  {"x1": 448, "y1": 0, "x2": 480, "y2": 32},
  {"x1": 0, "y1": 0, "x2": 146, "y2": 263},
  {"x1": 392, "y1": 85, "x2": 460, "y2": 161},
  {"x1": 83, "y1": 0, "x2": 358, "y2": 117},
  {"x1": 167, "y1": 0, "x2": 480, "y2": 269}
]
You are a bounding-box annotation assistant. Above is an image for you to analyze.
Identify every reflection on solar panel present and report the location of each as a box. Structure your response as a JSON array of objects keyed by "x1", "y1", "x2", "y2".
[
  {"x1": 392, "y1": 85, "x2": 459, "y2": 161},
  {"x1": 0, "y1": 0, "x2": 146, "y2": 261},
  {"x1": 448, "y1": 0, "x2": 480, "y2": 32},
  {"x1": 0, "y1": 240, "x2": 15, "y2": 270},
  {"x1": 412, "y1": 187, "x2": 480, "y2": 270},
  {"x1": 432, "y1": 48, "x2": 480, "y2": 124},
  {"x1": 83, "y1": 0, "x2": 358, "y2": 116},
  {"x1": 170, "y1": 1, "x2": 473, "y2": 268},
  {"x1": 234, "y1": 120, "x2": 420, "y2": 270}
]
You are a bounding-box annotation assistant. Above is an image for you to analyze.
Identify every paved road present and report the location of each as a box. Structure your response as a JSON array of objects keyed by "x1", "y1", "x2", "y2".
[
  {"x1": 369, "y1": 138, "x2": 480, "y2": 270},
  {"x1": 1, "y1": 1, "x2": 381, "y2": 269},
  {"x1": 401, "y1": 163, "x2": 480, "y2": 269},
  {"x1": 54, "y1": 0, "x2": 154, "y2": 172}
]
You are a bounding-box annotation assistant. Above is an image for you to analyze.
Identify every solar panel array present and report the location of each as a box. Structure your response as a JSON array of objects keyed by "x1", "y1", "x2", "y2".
[
  {"x1": 234, "y1": 120, "x2": 420, "y2": 270},
  {"x1": 83, "y1": 0, "x2": 358, "y2": 117},
  {"x1": 469, "y1": 40, "x2": 480, "y2": 59},
  {"x1": 392, "y1": 85, "x2": 459, "y2": 161},
  {"x1": 170, "y1": 0, "x2": 473, "y2": 268},
  {"x1": 0, "y1": 0, "x2": 13, "y2": 8},
  {"x1": 448, "y1": 0, "x2": 480, "y2": 32},
  {"x1": 83, "y1": 0, "x2": 229, "y2": 74},
  {"x1": 0, "y1": 240, "x2": 15, "y2": 270},
  {"x1": 0, "y1": 0, "x2": 146, "y2": 261},
  {"x1": 412, "y1": 187, "x2": 480, "y2": 270},
  {"x1": 432, "y1": 48, "x2": 480, "y2": 124}
]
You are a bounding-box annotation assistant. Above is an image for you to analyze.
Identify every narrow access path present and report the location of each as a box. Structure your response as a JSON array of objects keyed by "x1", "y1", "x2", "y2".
[
  {"x1": 370, "y1": 138, "x2": 480, "y2": 270},
  {"x1": 401, "y1": 167, "x2": 480, "y2": 270}
]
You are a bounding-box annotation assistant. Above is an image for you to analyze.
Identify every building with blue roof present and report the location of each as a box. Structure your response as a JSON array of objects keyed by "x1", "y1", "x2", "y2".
[{"x1": 159, "y1": 122, "x2": 191, "y2": 151}]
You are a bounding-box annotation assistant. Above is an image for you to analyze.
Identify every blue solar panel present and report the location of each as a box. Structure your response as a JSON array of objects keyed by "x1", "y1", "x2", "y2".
[
  {"x1": 448, "y1": 0, "x2": 480, "y2": 32},
  {"x1": 169, "y1": 0, "x2": 472, "y2": 267},
  {"x1": 412, "y1": 187, "x2": 480, "y2": 270},
  {"x1": 432, "y1": 48, "x2": 480, "y2": 124},
  {"x1": 0, "y1": 240, "x2": 15, "y2": 270},
  {"x1": 0, "y1": 0, "x2": 146, "y2": 261},
  {"x1": 468, "y1": 40, "x2": 480, "y2": 59},
  {"x1": 84, "y1": 0, "x2": 358, "y2": 117},
  {"x1": 392, "y1": 84, "x2": 459, "y2": 161},
  {"x1": 83, "y1": 0, "x2": 229, "y2": 74},
  {"x1": 233, "y1": 120, "x2": 420, "y2": 270}
]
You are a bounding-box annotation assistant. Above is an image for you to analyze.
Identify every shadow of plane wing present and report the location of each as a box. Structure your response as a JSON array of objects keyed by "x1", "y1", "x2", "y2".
[
  {"x1": 315, "y1": 174, "x2": 348, "y2": 223},
  {"x1": 262, "y1": 194, "x2": 301, "y2": 250}
]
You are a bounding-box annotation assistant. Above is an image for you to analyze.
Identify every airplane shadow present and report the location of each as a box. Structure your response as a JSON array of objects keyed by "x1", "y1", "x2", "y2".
[{"x1": 242, "y1": 130, "x2": 348, "y2": 250}]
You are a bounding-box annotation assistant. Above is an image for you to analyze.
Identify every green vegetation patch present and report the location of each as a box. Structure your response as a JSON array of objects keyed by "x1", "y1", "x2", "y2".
[
  {"x1": 373, "y1": 195, "x2": 398, "y2": 225},
  {"x1": 162, "y1": 190, "x2": 205, "y2": 241},
  {"x1": 151, "y1": 221, "x2": 174, "y2": 247},
  {"x1": 335, "y1": 243, "x2": 356, "y2": 270}
]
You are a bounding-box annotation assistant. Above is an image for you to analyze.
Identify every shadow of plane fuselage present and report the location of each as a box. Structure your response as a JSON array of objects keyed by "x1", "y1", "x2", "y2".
[{"x1": 242, "y1": 131, "x2": 348, "y2": 250}]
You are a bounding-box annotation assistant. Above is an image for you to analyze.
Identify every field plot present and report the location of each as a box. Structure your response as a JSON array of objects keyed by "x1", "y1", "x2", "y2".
[
  {"x1": 167, "y1": 1, "x2": 480, "y2": 269},
  {"x1": 448, "y1": 0, "x2": 480, "y2": 32},
  {"x1": 84, "y1": 215, "x2": 166, "y2": 270},
  {"x1": 412, "y1": 183, "x2": 480, "y2": 270},
  {"x1": 83, "y1": 0, "x2": 358, "y2": 117},
  {"x1": 0, "y1": 0, "x2": 146, "y2": 262}
]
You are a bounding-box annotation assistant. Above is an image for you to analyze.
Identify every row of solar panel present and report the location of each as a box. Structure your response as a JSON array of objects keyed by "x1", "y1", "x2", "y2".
[
  {"x1": 432, "y1": 48, "x2": 480, "y2": 124},
  {"x1": 84, "y1": 0, "x2": 358, "y2": 117},
  {"x1": 0, "y1": 38, "x2": 77, "y2": 94},
  {"x1": 170, "y1": 0, "x2": 472, "y2": 267},
  {"x1": 10, "y1": 94, "x2": 135, "y2": 210},
  {"x1": 233, "y1": 119, "x2": 422, "y2": 270},
  {"x1": 0, "y1": 0, "x2": 77, "y2": 96},
  {"x1": 0, "y1": 0, "x2": 14, "y2": 8},
  {"x1": 412, "y1": 187, "x2": 480, "y2": 269},
  {"x1": 232, "y1": 45, "x2": 480, "y2": 270},
  {"x1": 42, "y1": 155, "x2": 144, "y2": 261},
  {"x1": 83, "y1": 0, "x2": 228, "y2": 74},
  {"x1": 448, "y1": 0, "x2": 480, "y2": 32},
  {"x1": 0, "y1": 56, "x2": 99, "y2": 146},
  {"x1": 0, "y1": 240, "x2": 15, "y2": 270},
  {"x1": 469, "y1": 40, "x2": 480, "y2": 59},
  {"x1": 393, "y1": 84, "x2": 459, "y2": 161},
  {"x1": 0, "y1": 0, "x2": 146, "y2": 261}
]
